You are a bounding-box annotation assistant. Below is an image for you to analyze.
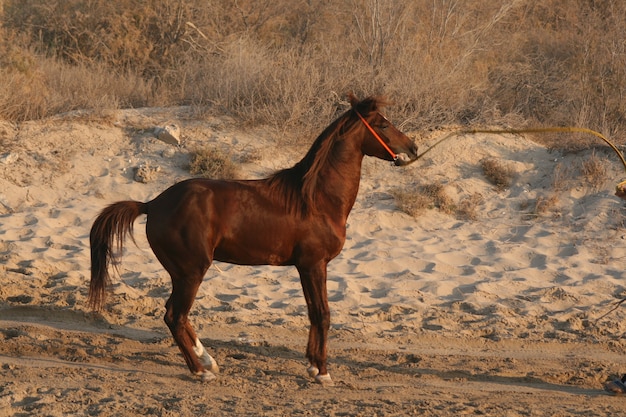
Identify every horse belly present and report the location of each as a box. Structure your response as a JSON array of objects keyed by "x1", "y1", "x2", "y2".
[{"x1": 213, "y1": 232, "x2": 295, "y2": 266}]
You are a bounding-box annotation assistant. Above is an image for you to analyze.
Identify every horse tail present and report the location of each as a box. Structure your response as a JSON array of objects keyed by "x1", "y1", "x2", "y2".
[{"x1": 89, "y1": 200, "x2": 147, "y2": 311}]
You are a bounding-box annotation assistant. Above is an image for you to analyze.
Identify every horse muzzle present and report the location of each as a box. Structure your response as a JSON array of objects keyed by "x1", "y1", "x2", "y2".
[{"x1": 393, "y1": 143, "x2": 419, "y2": 166}]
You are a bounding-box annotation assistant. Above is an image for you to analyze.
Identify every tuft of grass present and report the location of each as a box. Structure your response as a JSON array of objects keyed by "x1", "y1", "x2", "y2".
[
  {"x1": 534, "y1": 195, "x2": 560, "y2": 215},
  {"x1": 392, "y1": 182, "x2": 455, "y2": 217},
  {"x1": 391, "y1": 187, "x2": 432, "y2": 217},
  {"x1": 481, "y1": 158, "x2": 515, "y2": 190},
  {"x1": 188, "y1": 147, "x2": 239, "y2": 179},
  {"x1": 456, "y1": 193, "x2": 484, "y2": 221},
  {"x1": 550, "y1": 163, "x2": 571, "y2": 192},
  {"x1": 421, "y1": 183, "x2": 455, "y2": 214},
  {"x1": 521, "y1": 194, "x2": 561, "y2": 220},
  {"x1": 393, "y1": 185, "x2": 483, "y2": 220},
  {"x1": 581, "y1": 151, "x2": 607, "y2": 191}
]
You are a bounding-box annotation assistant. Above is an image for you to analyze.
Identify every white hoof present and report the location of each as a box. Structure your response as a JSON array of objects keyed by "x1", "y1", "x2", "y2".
[
  {"x1": 200, "y1": 353, "x2": 219, "y2": 374},
  {"x1": 194, "y1": 338, "x2": 219, "y2": 373},
  {"x1": 315, "y1": 373, "x2": 334, "y2": 387},
  {"x1": 307, "y1": 365, "x2": 320, "y2": 378},
  {"x1": 199, "y1": 370, "x2": 217, "y2": 383}
]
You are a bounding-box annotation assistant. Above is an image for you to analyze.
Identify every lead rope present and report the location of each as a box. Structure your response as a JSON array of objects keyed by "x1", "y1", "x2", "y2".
[{"x1": 408, "y1": 126, "x2": 626, "y2": 193}]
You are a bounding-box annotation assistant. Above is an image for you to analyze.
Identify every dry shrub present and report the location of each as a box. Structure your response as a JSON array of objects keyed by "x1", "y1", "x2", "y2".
[
  {"x1": 391, "y1": 187, "x2": 432, "y2": 217},
  {"x1": 1, "y1": 0, "x2": 202, "y2": 76},
  {"x1": 581, "y1": 151, "x2": 607, "y2": 191},
  {"x1": 534, "y1": 195, "x2": 560, "y2": 215},
  {"x1": 550, "y1": 163, "x2": 573, "y2": 192},
  {"x1": 0, "y1": 0, "x2": 626, "y2": 147},
  {"x1": 422, "y1": 183, "x2": 455, "y2": 214},
  {"x1": 521, "y1": 194, "x2": 561, "y2": 220},
  {"x1": 188, "y1": 147, "x2": 239, "y2": 179},
  {"x1": 481, "y1": 158, "x2": 515, "y2": 190},
  {"x1": 392, "y1": 182, "x2": 454, "y2": 217},
  {"x1": 485, "y1": 2, "x2": 626, "y2": 139},
  {"x1": 457, "y1": 193, "x2": 484, "y2": 221},
  {"x1": 0, "y1": 53, "x2": 153, "y2": 121}
]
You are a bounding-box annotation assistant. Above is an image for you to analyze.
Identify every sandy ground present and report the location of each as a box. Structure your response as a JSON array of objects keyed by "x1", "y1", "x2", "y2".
[{"x1": 1, "y1": 106, "x2": 626, "y2": 416}]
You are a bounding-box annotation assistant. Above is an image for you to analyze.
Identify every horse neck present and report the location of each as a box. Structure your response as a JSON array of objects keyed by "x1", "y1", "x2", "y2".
[{"x1": 307, "y1": 126, "x2": 365, "y2": 221}]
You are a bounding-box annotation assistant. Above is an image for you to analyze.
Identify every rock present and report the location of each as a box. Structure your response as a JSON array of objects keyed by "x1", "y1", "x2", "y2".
[
  {"x1": 134, "y1": 163, "x2": 161, "y2": 183},
  {"x1": 154, "y1": 124, "x2": 181, "y2": 145},
  {"x1": 162, "y1": 148, "x2": 177, "y2": 158},
  {"x1": 0, "y1": 152, "x2": 19, "y2": 165},
  {"x1": 0, "y1": 194, "x2": 12, "y2": 214}
]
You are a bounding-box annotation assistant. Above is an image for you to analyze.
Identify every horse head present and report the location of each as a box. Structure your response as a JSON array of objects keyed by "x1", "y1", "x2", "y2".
[{"x1": 348, "y1": 93, "x2": 418, "y2": 166}]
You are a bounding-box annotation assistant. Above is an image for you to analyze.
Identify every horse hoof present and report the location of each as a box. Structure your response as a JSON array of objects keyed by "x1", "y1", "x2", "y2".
[
  {"x1": 307, "y1": 365, "x2": 319, "y2": 377},
  {"x1": 199, "y1": 370, "x2": 217, "y2": 383},
  {"x1": 315, "y1": 373, "x2": 334, "y2": 387},
  {"x1": 201, "y1": 355, "x2": 219, "y2": 374},
  {"x1": 194, "y1": 339, "x2": 219, "y2": 373},
  {"x1": 208, "y1": 361, "x2": 219, "y2": 374}
]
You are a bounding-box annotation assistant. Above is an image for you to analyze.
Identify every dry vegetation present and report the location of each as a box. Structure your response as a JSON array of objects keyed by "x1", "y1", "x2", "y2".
[
  {"x1": 481, "y1": 158, "x2": 515, "y2": 190},
  {"x1": 393, "y1": 183, "x2": 484, "y2": 221},
  {"x1": 1, "y1": 0, "x2": 626, "y2": 143},
  {"x1": 521, "y1": 194, "x2": 561, "y2": 219},
  {"x1": 188, "y1": 147, "x2": 239, "y2": 179},
  {"x1": 581, "y1": 151, "x2": 608, "y2": 191},
  {"x1": 390, "y1": 186, "x2": 432, "y2": 218},
  {"x1": 456, "y1": 193, "x2": 484, "y2": 221},
  {"x1": 2, "y1": 0, "x2": 624, "y2": 218},
  {"x1": 392, "y1": 183, "x2": 456, "y2": 217}
]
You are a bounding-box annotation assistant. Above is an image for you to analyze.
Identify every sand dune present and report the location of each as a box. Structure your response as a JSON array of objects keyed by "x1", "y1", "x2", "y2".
[{"x1": 1, "y1": 107, "x2": 626, "y2": 416}]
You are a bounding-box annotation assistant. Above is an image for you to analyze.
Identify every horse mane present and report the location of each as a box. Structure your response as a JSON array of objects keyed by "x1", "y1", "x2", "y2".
[{"x1": 267, "y1": 95, "x2": 388, "y2": 216}]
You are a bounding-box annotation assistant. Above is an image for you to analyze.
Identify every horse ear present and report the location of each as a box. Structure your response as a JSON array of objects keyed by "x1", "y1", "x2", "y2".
[
  {"x1": 348, "y1": 93, "x2": 386, "y2": 114},
  {"x1": 347, "y1": 92, "x2": 359, "y2": 107}
]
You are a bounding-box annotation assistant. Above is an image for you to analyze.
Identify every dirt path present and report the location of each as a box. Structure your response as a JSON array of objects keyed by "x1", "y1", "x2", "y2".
[{"x1": 1, "y1": 310, "x2": 625, "y2": 417}]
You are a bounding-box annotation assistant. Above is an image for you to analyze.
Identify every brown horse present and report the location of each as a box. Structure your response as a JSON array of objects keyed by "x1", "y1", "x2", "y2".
[{"x1": 89, "y1": 94, "x2": 418, "y2": 385}]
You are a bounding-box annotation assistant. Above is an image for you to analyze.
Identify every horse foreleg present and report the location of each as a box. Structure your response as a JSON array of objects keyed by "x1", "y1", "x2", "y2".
[{"x1": 298, "y1": 264, "x2": 334, "y2": 386}]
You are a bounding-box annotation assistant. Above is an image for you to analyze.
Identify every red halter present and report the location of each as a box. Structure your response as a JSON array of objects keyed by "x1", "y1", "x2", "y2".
[{"x1": 355, "y1": 111, "x2": 398, "y2": 161}]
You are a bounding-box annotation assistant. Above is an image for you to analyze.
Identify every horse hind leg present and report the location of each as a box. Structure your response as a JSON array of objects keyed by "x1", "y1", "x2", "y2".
[
  {"x1": 145, "y1": 195, "x2": 218, "y2": 382},
  {"x1": 164, "y1": 281, "x2": 218, "y2": 382},
  {"x1": 191, "y1": 331, "x2": 219, "y2": 373}
]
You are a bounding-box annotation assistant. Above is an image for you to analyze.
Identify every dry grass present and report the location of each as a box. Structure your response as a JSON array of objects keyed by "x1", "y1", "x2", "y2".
[
  {"x1": 393, "y1": 185, "x2": 485, "y2": 221},
  {"x1": 392, "y1": 183, "x2": 455, "y2": 217},
  {"x1": 550, "y1": 163, "x2": 571, "y2": 192},
  {"x1": 521, "y1": 194, "x2": 561, "y2": 220},
  {"x1": 0, "y1": 0, "x2": 624, "y2": 148},
  {"x1": 520, "y1": 162, "x2": 575, "y2": 219},
  {"x1": 534, "y1": 195, "x2": 561, "y2": 216},
  {"x1": 457, "y1": 193, "x2": 484, "y2": 221},
  {"x1": 0, "y1": 53, "x2": 152, "y2": 120},
  {"x1": 390, "y1": 187, "x2": 432, "y2": 218},
  {"x1": 581, "y1": 151, "x2": 608, "y2": 191},
  {"x1": 188, "y1": 147, "x2": 239, "y2": 179},
  {"x1": 422, "y1": 183, "x2": 455, "y2": 215},
  {"x1": 481, "y1": 158, "x2": 515, "y2": 190}
]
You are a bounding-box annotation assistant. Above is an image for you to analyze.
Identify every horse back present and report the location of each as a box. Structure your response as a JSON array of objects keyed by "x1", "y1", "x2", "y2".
[{"x1": 145, "y1": 178, "x2": 343, "y2": 267}]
